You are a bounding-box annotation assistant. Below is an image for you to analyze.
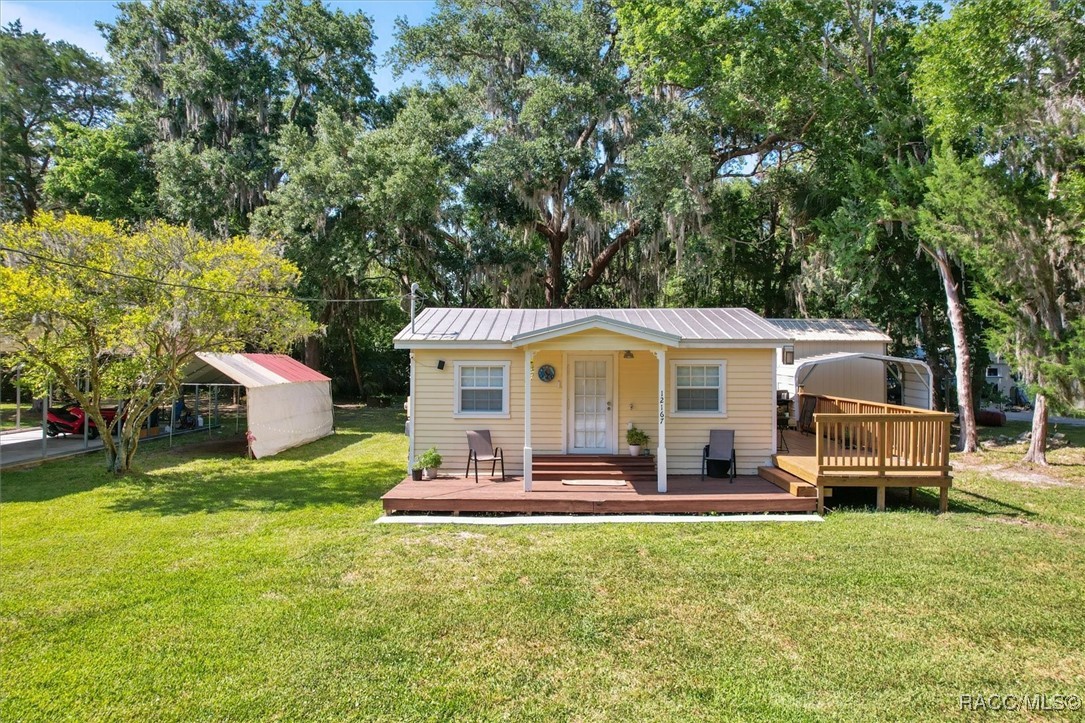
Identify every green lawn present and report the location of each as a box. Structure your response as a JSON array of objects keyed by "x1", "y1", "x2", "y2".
[
  {"x1": 2, "y1": 408, "x2": 1084, "y2": 721},
  {"x1": 0, "y1": 401, "x2": 39, "y2": 430}
]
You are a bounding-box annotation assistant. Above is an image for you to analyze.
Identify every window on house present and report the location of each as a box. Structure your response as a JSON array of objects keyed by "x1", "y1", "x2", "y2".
[
  {"x1": 986, "y1": 367, "x2": 1000, "y2": 378},
  {"x1": 674, "y1": 362, "x2": 726, "y2": 414},
  {"x1": 455, "y1": 362, "x2": 509, "y2": 416}
]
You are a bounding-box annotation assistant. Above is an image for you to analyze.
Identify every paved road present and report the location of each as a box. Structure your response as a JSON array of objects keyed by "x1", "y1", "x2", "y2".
[{"x1": 1004, "y1": 410, "x2": 1085, "y2": 427}]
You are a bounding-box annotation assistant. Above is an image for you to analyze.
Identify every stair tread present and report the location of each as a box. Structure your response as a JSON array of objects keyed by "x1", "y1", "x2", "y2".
[{"x1": 757, "y1": 465, "x2": 821, "y2": 498}]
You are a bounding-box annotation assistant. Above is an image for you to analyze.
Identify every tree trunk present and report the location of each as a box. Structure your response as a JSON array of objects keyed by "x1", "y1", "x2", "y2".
[
  {"x1": 103, "y1": 421, "x2": 140, "y2": 473},
  {"x1": 346, "y1": 326, "x2": 364, "y2": 400},
  {"x1": 927, "y1": 243, "x2": 978, "y2": 452},
  {"x1": 563, "y1": 220, "x2": 643, "y2": 307},
  {"x1": 545, "y1": 234, "x2": 564, "y2": 308},
  {"x1": 304, "y1": 336, "x2": 321, "y2": 372},
  {"x1": 1023, "y1": 392, "x2": 1048, "y2": 465}
]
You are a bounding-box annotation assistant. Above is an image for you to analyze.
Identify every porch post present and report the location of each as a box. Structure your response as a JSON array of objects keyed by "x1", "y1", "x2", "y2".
[
  {"x1": 654, "y1": 349, "x2": 667, "y2": 493},
  {"x1": 407, "y1": 352, "x2": 416, "y2": 472},
  {"x1": 523, "y1": 350, "x2": 534, "y2": 492}
]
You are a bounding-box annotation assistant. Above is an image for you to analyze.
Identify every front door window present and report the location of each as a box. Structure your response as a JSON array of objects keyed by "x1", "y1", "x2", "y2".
[{"x1": 572, "y1": 359, "x2": 610, "y2": 452}]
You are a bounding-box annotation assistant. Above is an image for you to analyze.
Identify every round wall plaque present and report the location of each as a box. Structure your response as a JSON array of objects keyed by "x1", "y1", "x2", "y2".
[{"x1": 537, "y1": 364, "x2": 556, "y2": 382}]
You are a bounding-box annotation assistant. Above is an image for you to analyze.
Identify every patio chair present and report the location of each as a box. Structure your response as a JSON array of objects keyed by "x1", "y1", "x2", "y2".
[
  {"x1": 798, "y1": 395, "x2": 817, "y2": 435},
  {"x1": 701, "y1": 429, "x2": 737, "y2": 483},
  {"x1": 465, "y1": 430, "x2": 505, "y2": 484}
]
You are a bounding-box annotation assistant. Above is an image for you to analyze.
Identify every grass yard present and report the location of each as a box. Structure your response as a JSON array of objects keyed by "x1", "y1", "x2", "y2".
[
  {"x1": 2, "y1": 407, "x2": 1084, "y2": 721},
  {"x1": 0, "y1": 401, "x2": 39, "y2": 430}
]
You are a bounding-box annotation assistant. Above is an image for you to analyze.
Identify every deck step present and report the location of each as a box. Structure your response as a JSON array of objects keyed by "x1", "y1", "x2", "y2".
[
  {"x1": 532, "y1": 454, "x2": 657, "y2": 483},
  {"x1": 758, "y1": 466, "x2": 824, "y2": 498},
  {"x1": 532, "y1": 472, "x2": 657, "y2": 482},
  {"x1": 772, "y1": 454, "x2": 819, "y2": 485}
]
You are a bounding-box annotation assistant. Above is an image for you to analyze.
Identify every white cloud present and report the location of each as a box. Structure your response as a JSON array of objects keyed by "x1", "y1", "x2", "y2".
[{"x1": 0, "y1": 1, "x2": 113, "y2": 58}]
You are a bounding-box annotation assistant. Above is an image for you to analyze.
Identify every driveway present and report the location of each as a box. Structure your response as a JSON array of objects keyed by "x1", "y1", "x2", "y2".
[{"x1": 0, "y1": 427, "x2": 106, "y2": 468}]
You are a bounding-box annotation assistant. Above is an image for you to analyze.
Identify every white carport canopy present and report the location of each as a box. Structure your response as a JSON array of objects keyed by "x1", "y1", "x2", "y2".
[
  {"x1": 792, "y1": 352, "x2": 934, "y2": 410},
  {"x1": 184, "y1": 353, "x2": 333, "y2": 459}
]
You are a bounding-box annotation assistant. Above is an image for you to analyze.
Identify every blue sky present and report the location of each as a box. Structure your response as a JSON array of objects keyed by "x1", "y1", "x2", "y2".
[{"x1": 0, "y1": 0, "x2": 437, "y2": 94}]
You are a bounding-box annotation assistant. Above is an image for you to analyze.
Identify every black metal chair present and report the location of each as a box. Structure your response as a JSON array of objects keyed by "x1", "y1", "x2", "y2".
[
  {"x1": 465, "y1": 430, "x2": 505, "y2": 484},
  {"x1": 701, "y1": 429, "x2": 737, "y2": 483},
  {"x1": 798, "y1": 396, "x2": 817, "y2": 435}
]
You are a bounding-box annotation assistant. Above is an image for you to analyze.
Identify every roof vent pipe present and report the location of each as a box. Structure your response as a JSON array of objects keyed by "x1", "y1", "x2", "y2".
[{"x1": 410, "y1": 282, "x2": 419, "y2": 334}]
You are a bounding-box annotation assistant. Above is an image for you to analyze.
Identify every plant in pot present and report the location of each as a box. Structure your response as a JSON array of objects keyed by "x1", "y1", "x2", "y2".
[
  {"x1": 417, "y1": 447, "x2": 443, "y2": 480},
  {"x1": 626, "y1": 425, "x2": 649, "y2": 457}
]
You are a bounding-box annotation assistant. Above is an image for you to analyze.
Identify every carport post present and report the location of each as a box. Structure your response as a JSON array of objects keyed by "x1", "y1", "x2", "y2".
[
  {"x1": 83, "y1": 376, "x2": 89, "y2": 449},
  {"x1": 42, "y1": 384, "x2": 50, "y2": 459}
]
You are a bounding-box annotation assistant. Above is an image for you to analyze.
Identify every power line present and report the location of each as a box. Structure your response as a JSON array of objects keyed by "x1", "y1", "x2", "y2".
[{"x1": 0, "y1": 244, "x2": 407, "y2": 305}]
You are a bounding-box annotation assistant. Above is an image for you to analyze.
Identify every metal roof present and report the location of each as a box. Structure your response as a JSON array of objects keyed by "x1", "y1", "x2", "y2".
[
  {"x1": 184, "y1": 353, "x2": 330, "y2": 388},
  {"x1": 395, "y1": 308, "x2": 790, "y2": 348},
  {"x1": 767, "y1": 318, "x2": 891, "y2": 342}
]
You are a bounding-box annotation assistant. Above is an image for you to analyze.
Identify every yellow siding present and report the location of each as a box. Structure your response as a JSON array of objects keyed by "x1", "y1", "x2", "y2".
[
  {"x1": 616, "y1": 352, "x2": 657, "y2": 449},
  {"x1": 665, "y1": 349, "x2": 774, "y2": 475},
  {"x1": 413, "y1": 349, "x2": 527, "y2": 475},
  {"x1": 412, "y1": 341, "x2": 775, "y2": 477}
]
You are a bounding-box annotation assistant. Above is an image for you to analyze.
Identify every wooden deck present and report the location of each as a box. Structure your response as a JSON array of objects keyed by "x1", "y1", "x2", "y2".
[
  {"x1": 382, "y1": 474, "x2": 816, "y2": 515},
  {"x1": 776, "y1": 428, "x2": 951, "y2": 513}
]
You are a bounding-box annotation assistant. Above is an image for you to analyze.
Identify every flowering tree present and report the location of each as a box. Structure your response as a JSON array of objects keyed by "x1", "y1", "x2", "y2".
[{"x1": 0, "y1": 213, "x2": 315, "y2": 471}]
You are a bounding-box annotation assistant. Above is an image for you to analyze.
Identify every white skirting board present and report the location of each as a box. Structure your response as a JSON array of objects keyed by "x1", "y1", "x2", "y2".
[{"x1": 375, "y1": 514, "x2": 823, "y2": 526}]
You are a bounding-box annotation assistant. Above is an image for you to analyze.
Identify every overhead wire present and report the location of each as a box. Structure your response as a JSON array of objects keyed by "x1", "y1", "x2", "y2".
[{"x1": 0, "y1": 244, "x2": 408, "y2": 305}]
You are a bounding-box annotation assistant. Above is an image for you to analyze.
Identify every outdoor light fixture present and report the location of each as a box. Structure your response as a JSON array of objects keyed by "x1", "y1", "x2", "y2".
[
  {"x1": 437, "y1": 360, "x2": 446, "y2": 370},
  {"x1": 782, "y1": 345, "x2": 795, "y2": 365},
  {"x1": 623, "y1": 350, "x2": 634, "y2": 359}
]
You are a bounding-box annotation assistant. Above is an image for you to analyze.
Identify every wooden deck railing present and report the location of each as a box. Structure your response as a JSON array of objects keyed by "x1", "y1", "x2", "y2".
[{"x1": 799, "y1": 394, "x2": 953, "y2": 477}]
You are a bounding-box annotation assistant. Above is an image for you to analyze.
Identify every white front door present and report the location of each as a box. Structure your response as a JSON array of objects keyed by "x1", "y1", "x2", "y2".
[{"x1": 569, "y1": 356, "x2": 614, "y2": 454}]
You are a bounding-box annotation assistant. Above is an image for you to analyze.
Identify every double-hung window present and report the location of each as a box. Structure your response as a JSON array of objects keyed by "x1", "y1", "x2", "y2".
[
  {"x1": 673, "y1": 361, "x2": 726, "y2": 415},
  {"x1": 455, "y1": 362, "x2": 510, "y2": 417}
]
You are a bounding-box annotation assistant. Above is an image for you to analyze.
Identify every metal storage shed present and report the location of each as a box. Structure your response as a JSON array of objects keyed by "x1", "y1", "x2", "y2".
[{"x1": 183, "y1": 353, "x2": 333, "y2": 458}]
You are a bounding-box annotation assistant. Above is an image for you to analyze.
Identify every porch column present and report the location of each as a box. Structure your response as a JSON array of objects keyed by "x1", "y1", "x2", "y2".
[
  {"x1": 523, "y1": 350, "x2": 535, "y2": 492},
  {"x1": 654, "y1": 349, "x2": 667, "y2": 493},
  {"x1": 407, "y1": 352, "x2": 416, "y2": 472}
]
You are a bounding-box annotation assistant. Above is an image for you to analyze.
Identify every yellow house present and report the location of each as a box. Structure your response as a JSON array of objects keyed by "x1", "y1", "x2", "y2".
[{"x1": 394, "y1": 308, "x2": 791, "y2": 493}]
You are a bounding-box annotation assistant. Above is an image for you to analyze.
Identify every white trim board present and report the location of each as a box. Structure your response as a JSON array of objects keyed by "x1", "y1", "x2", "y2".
[{"x1": 375, "y1": 514, "x2": 824, "y2": 526}]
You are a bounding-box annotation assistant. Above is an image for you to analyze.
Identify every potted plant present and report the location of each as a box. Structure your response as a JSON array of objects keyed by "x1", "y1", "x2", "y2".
[
  {"x1": 411, "y1": 460, "x2": 424, "y2": 481},
  {"x1": 626, "y1": 425, "x2": 649, "y2": 457},
  {"x1": 417, "y1": 447, "x2": 443, "y2": 480}
]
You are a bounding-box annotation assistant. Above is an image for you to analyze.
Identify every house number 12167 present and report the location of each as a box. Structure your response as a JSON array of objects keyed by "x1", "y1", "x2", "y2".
[{"x1": 658, "y1": 391, "x2": 665, "y2": 423}]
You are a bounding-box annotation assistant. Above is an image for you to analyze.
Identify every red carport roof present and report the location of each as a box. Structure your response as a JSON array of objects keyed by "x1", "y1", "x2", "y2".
[
  {"x1": 242, "y1": 354, "x2": 331, "y2": 383},
  {"x1": 184, "y1": 353, "x2": 330, "y2": 387}
]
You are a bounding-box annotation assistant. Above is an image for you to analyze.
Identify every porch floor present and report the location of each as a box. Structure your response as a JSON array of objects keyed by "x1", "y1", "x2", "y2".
[{"x1": 382, "y1": 474, "x2": 816, "y2": 515}]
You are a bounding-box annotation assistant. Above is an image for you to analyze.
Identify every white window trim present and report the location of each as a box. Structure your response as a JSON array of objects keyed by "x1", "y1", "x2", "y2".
[
  {"x1": 453, "y1": 361, "x2": 511, "y2": 418},
  {"x1": 671, "y1": 360, "x2": 727, "y2": 417}
]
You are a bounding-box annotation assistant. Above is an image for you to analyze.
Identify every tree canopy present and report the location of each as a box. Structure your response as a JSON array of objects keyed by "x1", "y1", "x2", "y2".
[
  {"x1": 1, "y1": 0, "x2": 1082, "y2": 459},
  {"x1": 0, "y1": 21, "x2": 118, "y2": 220}
]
